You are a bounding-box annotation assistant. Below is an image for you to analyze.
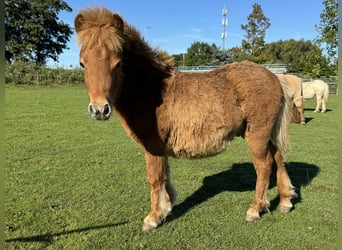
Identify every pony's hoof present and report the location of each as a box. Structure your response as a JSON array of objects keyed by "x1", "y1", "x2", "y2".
[
  {"x1": 279, "y1": 205, "x2": 292, "y2": 213},
  {"x1": 142, "y1": 222, "x2": 157, "y2": 231},
  {"x1": 142, "y1": 216, "x2": 158, "y2": 231},
  {"x1": 246, "y1": 208, "x2": 260, "y2": 222},
  {"x1": 245, "y1": 214, "x2": 260, "y2": 222},
  {"x1": 313, "y1": 110, "x2": 319, "y2": 113},
  {"x1": 300, "y1": 121, "x2": 306, "y2": 125},
  {"x1": 321, "y1": 110, "x2": 326, "y2": 113}
]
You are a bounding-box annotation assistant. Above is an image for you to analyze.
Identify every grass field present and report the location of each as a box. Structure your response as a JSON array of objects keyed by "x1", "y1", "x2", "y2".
[{"x1": 5, "y1": 85, "x2": 337, "y2": 249}]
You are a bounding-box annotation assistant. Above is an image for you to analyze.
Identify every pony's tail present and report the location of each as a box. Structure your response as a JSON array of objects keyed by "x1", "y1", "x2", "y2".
[
  {"x1": 271, "y1": 82, "x2": 292, "y2": 156},
  {"x1": 323, "y1": 82, "x2": 329, "y2": 103}
]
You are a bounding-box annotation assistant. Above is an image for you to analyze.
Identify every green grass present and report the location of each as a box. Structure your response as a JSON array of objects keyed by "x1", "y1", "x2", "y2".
[{"x1": 5, "y1": 85, "x2": 337, "y2": 249}]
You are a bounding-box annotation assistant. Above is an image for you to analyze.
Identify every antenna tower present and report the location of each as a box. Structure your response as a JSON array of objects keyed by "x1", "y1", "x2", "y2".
[{"x1": 221, "y1": 6, "x2": 228, "y2": 50}]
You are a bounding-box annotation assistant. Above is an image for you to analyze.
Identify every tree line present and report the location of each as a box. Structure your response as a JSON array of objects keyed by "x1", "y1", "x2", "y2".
[
  {"x1": 172, "y1": 38, "x2": 335, "y2": 77},
  {"x1": 5, "y1": 0, "x2": 338, "y2": 79}
]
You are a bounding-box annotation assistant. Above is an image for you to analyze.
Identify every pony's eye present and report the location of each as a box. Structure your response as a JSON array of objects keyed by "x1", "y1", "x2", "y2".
[{"x1": 80, "y1": 62, "x2": 85, "y2": 68}]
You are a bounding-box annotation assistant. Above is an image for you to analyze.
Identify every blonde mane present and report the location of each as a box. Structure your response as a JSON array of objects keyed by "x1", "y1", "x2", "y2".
[
  {"x1": 76, "y1": 8, "x2": 123, "y2": 52},
  {"x1": 76, "y1": 7, "x2": 174, "y2": 70}
]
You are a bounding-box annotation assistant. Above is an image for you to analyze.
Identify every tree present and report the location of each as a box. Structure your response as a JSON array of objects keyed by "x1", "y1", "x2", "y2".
[
  {"x1": 264, "y1": 39, "x2": 332, "y2": 76},
  {"x1": 5, "y1": 0, "x2": 72, "y2": 65},
  {"x1": 172, "y1": 44, "x2": 234, "y2": 67},
  {"x1": 315, "y1": 0, "x2": 338, "y2": 60},
  {"x1": 240, "y1": 3, "x2": 270, "y2": 63},
  {"x1": 172, "y1": 54, "x2": 184, "y2": 67},
  {"x1": 211, "y1": 48, "x2": 234, "y2": 65},
  {"x1": 184, "y1": 42, "x2": 216, "y2": 66}
]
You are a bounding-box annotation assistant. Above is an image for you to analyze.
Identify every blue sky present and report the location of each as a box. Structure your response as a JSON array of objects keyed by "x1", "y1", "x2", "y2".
[{"x1": 49, "y1": 0, "x2": 325, "y2": 68}]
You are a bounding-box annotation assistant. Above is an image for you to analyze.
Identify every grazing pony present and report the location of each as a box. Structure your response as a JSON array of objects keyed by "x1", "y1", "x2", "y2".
[
  {"x1": 74, "y1": 7, "x2": 296, "y2": 231},
  {"x1": 277, "y1": 74, "x2": 306, "y2": 124},
  {"x1": 302, "y1": 80, "x2": 329, "y2": 113}
]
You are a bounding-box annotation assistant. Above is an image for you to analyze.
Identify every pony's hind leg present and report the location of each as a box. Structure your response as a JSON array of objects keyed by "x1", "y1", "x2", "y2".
[
  {"x1": 142, "y1": 152, "x2": 177, "y2": 231},
  {"x1": 244, "y1": 133, "x2": 273, "y2": 221},
  {"x1": 270, "y1": 143, "x2": 296, "y2": 212},
  {"x1": 321, "y1": 98, "x2": 327, "y2": 113}
]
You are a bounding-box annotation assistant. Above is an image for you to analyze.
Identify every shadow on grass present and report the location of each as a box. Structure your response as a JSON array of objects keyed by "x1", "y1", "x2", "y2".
[
  {"x1": 6, "y1": 221, "x2": 128, "y2": 243},
  {"x1": 303, "y1": 117, "x2": 314, "y2": 124},
  {"x1": 304, "y1": 108, "x2": 332, "y2": 113},
  {"x1": 167, "y1": 161, "x2": 319, "y2": 223}
]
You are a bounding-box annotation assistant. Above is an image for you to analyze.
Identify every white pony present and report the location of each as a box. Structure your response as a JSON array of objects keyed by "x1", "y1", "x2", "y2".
[{"x1": 302, "y1": 80, "x2": 329, "y2": 113}]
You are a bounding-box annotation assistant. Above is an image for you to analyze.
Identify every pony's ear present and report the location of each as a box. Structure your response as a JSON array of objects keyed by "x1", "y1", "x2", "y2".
[
  {"x1": 74, "y1": 14, "x2": 84, "y2": 33},
  {"x1": 112, "y1": 14, "x2": 124, "y2": 34}
]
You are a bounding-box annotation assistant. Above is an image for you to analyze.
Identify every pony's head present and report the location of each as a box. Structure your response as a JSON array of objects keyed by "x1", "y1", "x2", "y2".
[{"x1": 75, "y1": 8, "x2": 124, "y2": 120}]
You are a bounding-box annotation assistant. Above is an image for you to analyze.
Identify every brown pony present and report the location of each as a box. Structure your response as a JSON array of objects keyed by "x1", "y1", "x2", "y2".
[
  {"x1": 277, "y1": 74, "x2": 306, "y2": 124},
  {"x1": 74, "y1": 7, "x2": 296, "y2": 231}
]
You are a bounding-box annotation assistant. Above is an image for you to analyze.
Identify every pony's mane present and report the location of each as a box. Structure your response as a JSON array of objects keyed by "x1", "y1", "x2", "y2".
[
  {"x1": 76, "y1": 8, "x2": 123, "y2": 52},
  {"x1": 122, "y1": 24, "x2": 175, "y2": 71},
  {"x1": 76, "y1": 7, "x2": 174, "y2": 70}
]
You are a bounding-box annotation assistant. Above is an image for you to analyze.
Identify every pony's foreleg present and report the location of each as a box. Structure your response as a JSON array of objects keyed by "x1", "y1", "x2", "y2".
[
  {"x1": 294, "y1": 98, "x2": 305, "y2": 124},
  {"x1": 297, "y1": 106, "x2": 305, "y2": 125},
  {"x1": 314, "y1": 96, "x2": 322, "y2": 112},
  {"x1": 270, "y1": 143, "x2": 296, "y2": 212},
  {"x1": 142, "y1": 152, "x2": 177, "y2": 231},
  {"x1": 245, "y1": 135, "x2": 273, "y2": 221}
]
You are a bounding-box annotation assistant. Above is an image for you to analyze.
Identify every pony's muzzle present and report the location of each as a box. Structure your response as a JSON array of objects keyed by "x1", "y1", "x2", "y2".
[{"x1": 88, "y1": 102, "x2": 112, "y2": 120}]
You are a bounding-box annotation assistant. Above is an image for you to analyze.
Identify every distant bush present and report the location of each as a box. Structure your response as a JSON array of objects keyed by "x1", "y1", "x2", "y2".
[{"x1": 5, "y1": 61, "x2": 84, "y2": 85}]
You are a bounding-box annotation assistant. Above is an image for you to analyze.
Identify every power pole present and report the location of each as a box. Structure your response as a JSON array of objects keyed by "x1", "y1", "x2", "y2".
[{"x1": 221, "y1": 6, "x2": 228, "y2": 50}]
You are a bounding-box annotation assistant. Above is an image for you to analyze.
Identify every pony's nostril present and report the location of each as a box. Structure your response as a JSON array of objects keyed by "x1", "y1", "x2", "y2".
[
  {"x1": 103, "y1": 104, "x2": 111, "y2": 116},
  {"x1": 88, "y1": 104, "x2": 95, "y2": 115},
  {"x1": 88, "y1": 103, "x2": 99, "y2": 116}
]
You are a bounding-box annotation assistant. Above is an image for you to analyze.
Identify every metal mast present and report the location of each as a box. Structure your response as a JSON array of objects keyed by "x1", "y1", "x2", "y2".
[{"x1": 221, "y1": 6, "x2": 228, "y2": 50}]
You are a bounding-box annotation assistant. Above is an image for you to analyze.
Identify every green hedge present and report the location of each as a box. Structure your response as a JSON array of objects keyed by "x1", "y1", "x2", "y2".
[{"x1": 5, "y1": 61, "x2": 84, "y2": 85}]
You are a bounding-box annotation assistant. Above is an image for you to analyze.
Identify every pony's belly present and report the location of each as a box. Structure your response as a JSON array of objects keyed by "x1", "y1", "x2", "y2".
[
  {"x1": 303, "y1": 91, "x2": 315, "y2": 99},
  {"x1": 166, "y1": 131, "x2": 235, "y2": 159}
]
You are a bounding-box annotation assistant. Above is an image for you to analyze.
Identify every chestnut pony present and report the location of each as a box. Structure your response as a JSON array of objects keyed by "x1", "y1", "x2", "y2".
[{"x1": 75, "y1": 7, "x2": 295, "y2": 231}]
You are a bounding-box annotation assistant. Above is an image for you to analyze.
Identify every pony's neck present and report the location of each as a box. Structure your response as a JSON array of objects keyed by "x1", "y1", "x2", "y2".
[
  {"x1": 113, "y1": 25, "x2": 168, "y2": 108},
  {"x1": 121, "y1": 24, "x2": 173, "y2": 82},
  {"x1": 113, "y1": 26, "x2": 169, "y2": 155},
  {"x1": 113, "y1": 25, "x2": 171, "y2": 105}
]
